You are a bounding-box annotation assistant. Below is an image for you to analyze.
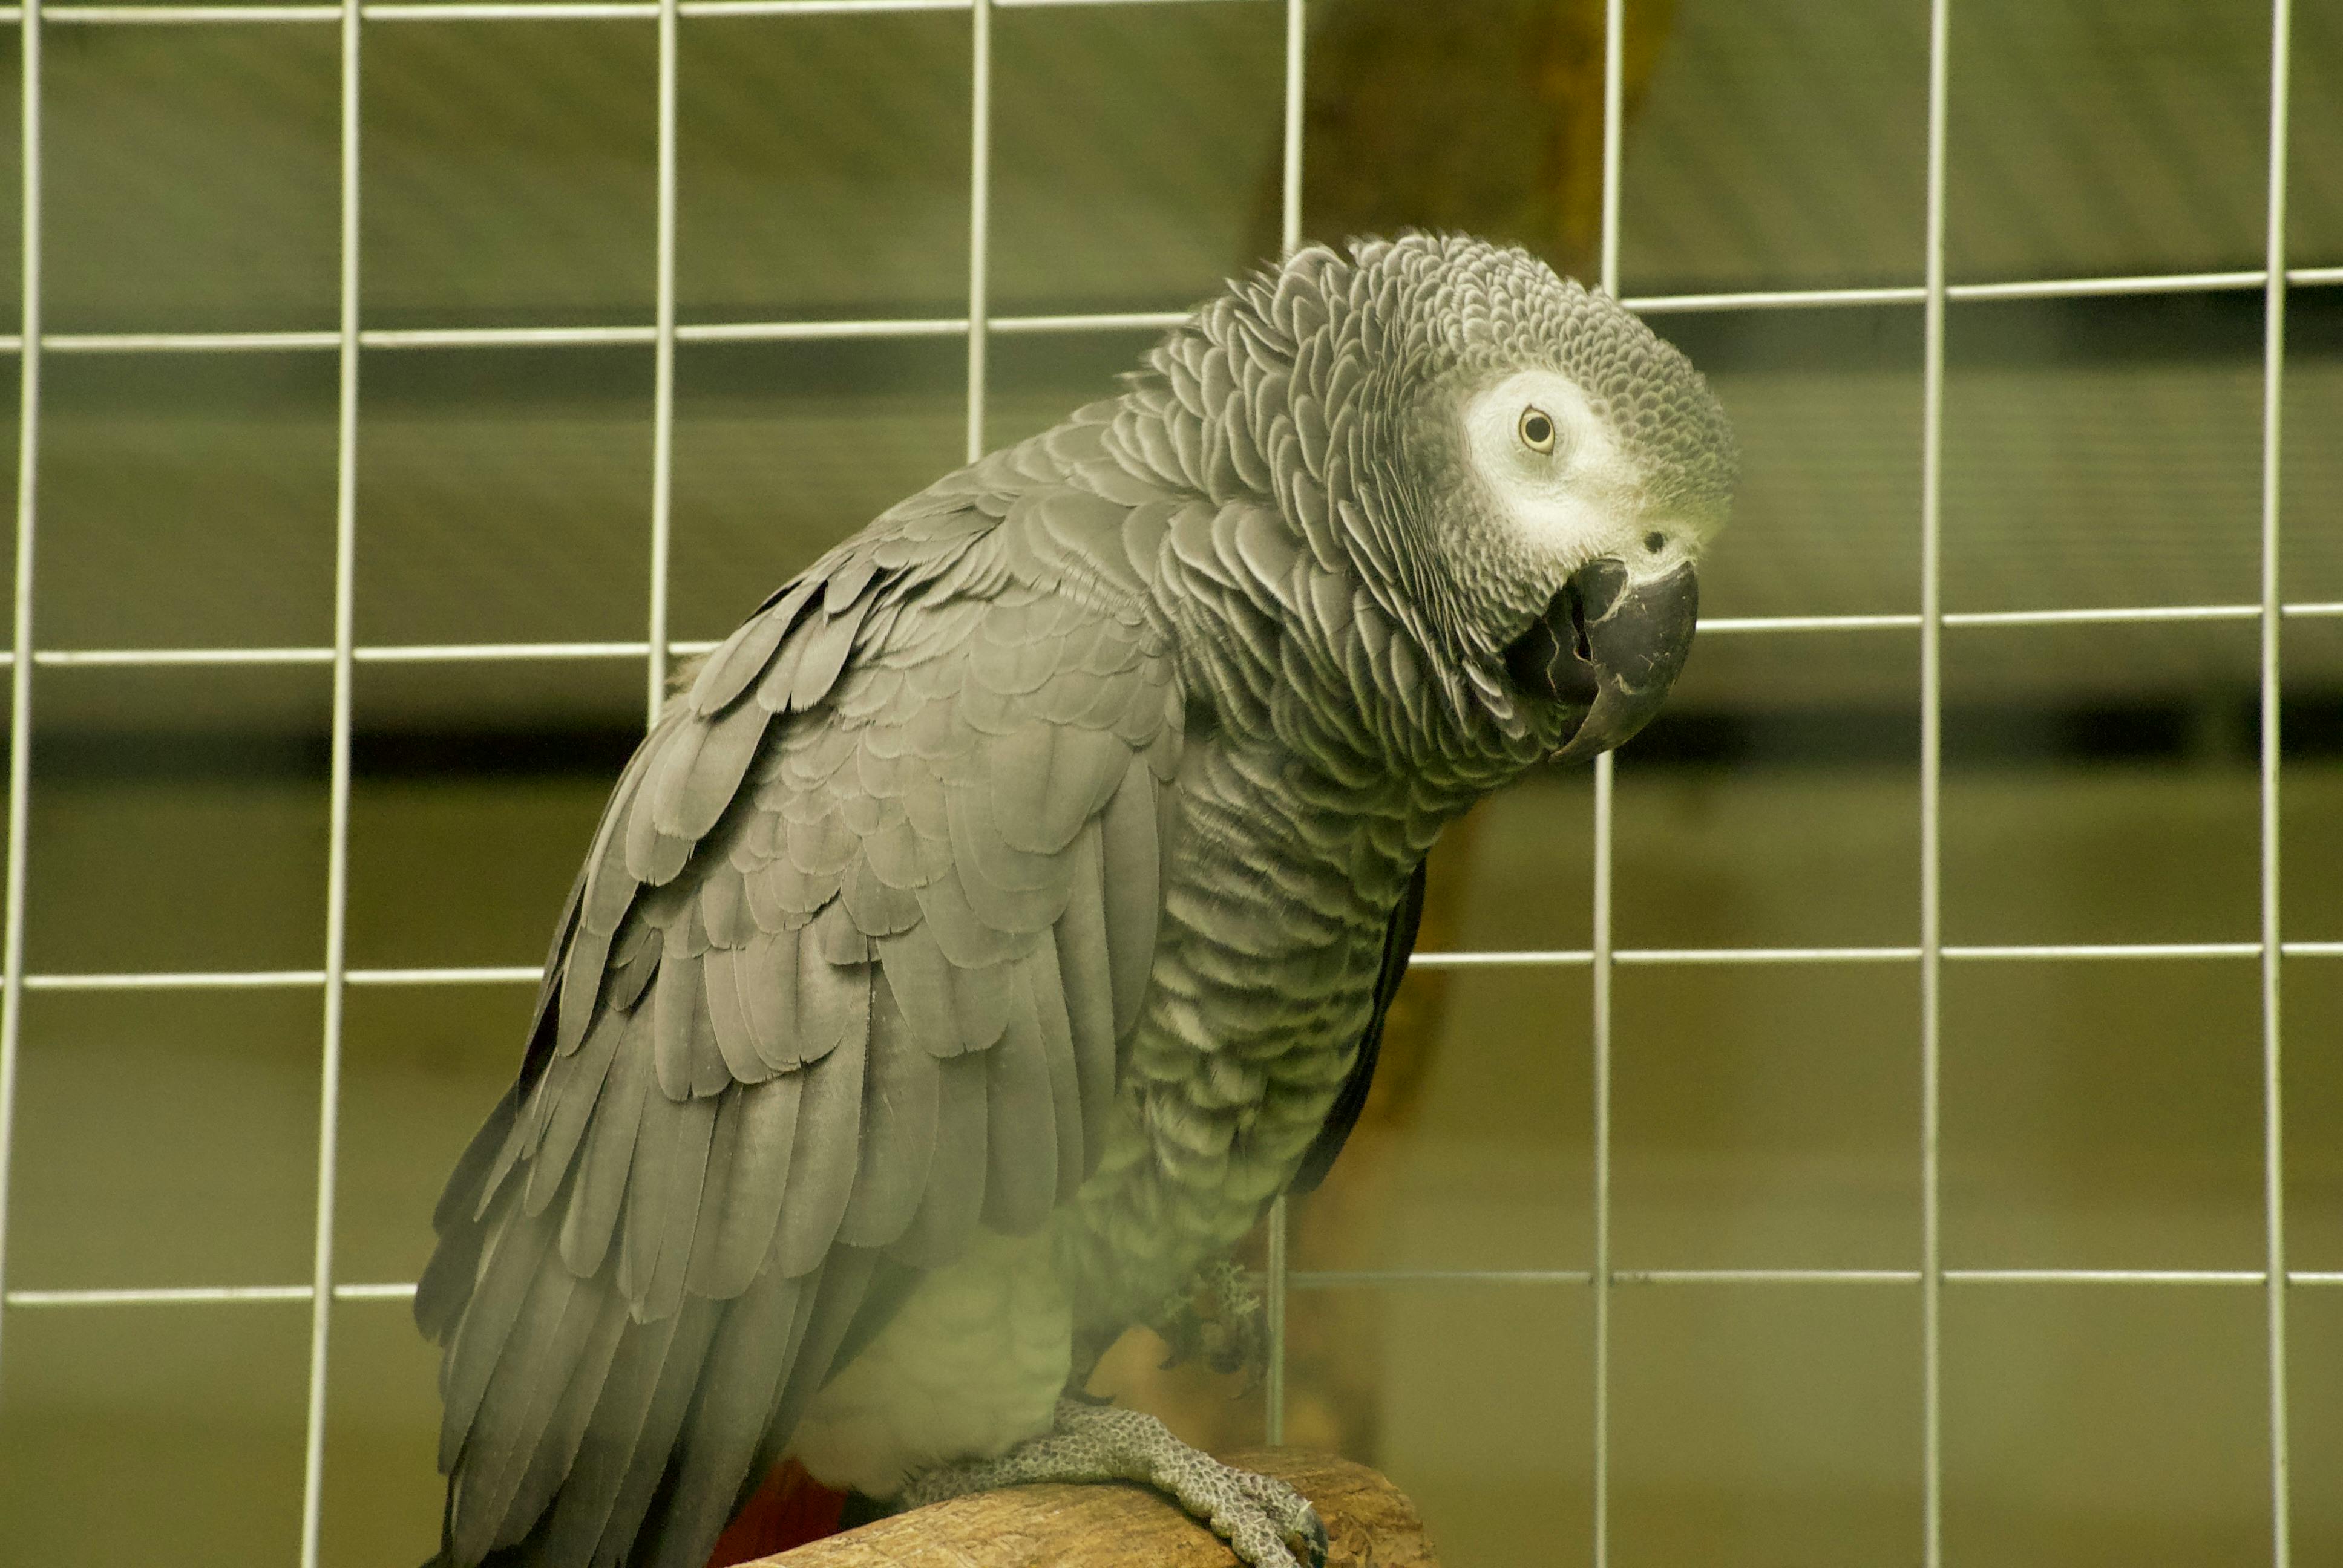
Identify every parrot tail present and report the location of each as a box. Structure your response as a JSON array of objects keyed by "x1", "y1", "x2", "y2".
[{"x1": 704, "y1": 1460, "x2": 851, "y2": 1566}]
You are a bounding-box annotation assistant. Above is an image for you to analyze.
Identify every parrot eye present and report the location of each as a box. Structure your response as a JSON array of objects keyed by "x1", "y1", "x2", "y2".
[{"x1": 1517, "y1": 407, "x2": 1557, "y2": 454}]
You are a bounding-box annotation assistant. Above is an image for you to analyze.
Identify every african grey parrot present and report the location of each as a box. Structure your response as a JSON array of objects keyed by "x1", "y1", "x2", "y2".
[{"x1": 417, "y1": 233, "x2": 1735, "y2": 1568}]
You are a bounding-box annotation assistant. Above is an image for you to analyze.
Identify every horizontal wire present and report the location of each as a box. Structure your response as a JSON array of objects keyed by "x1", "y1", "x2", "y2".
[
  {"x1": 5, "y1": 1282, "x2": 419, "y2": 1307},
  {"x1": 36, "y1": 645, "x2": 333, "y2": 667},
  {"x1": 1948, "y1": 942, "x2": 2261, "y2": 961},
  {"x1": 19, "y1": 1268, "x2": 2338, "y2": 1308},
  {"x1": 357, "y1": 639, "x2": 650, "y2": 663},
  {"x1": 1620, "y1": 945, "x2": 1921, "y2": 965},
  {"x1": 1947, "y1": 1268, "x2": 2267, "y2": 1285},
  {"x1": 347, "y1": 965, "x2": 545, "y2": 985},
  {"x1": 25, "y1": 969, "x2": 328, "y2": 991},
  {"x1": 0, "y1": 266, "x2": 2331, "y2": 358},
  {"x1": 1292, "y1": 1269, "x2": 1595, "y2": 1288},
  {"x1": 1616, "y1": 1268, "x2": 1921, "y2": 1284},
  {"x1": 24, "y1": 941, "x2": 2342, "y2": 995},
  {"x1": 1407, "y1": 949, "x2": 1593, "y2": 970},
  {"x1": 28, "y1": 638, "x2": 724, "y2": 667},
  {"x1": 18, "y1": 598, "x2": 2343, "y2": 672},
  {"x1": 1700, "y1": 613, "x2": 1922, "y2": 634},
  {"x1": 21, "y1": 0, "x2": 1275, "y2": 20},
  {"x1": 1947, "y1": 604, "x2": 2260, "y2": 627}
]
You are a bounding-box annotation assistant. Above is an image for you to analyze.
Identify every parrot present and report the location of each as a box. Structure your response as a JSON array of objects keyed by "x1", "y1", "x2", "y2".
[{"x1": 415, "y1": 232, "x2": 1736, "y2": 1568}]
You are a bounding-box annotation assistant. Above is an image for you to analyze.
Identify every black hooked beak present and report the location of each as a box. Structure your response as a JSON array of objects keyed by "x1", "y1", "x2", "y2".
[{"x1": 1501, "y1": 556, "x2": 1699, "y2": 762}]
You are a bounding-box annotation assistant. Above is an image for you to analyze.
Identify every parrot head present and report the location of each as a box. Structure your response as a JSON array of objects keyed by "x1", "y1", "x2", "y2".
[{"x1": 1319, "y1": 234, "x2": 1738, "y2": 763}]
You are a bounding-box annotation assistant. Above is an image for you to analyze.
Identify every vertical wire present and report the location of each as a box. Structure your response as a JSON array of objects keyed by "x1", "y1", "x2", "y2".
[
  {"x1": 647, "y1": 0, "x2": 678, "y2": 720},
  {"x1": 0, "y1": 0, "x2": 40, "y2": 1387},
  {"x1": 298, "y1": 0, "x2": 363, "y2": 1560},
  {"x1": 1919, "y1": 2, "x2": 1951, "y2": 1564},
  {"x1": 1590, "y1": 1, "x2": 1622, "y2": 1561},
  {"x1": 965, "y1": 0, "x2": 990, "y2": 468},
  {"x1": 2258, "y1": 2, "x2": 2293, "y2": 1563},
  {"x1": 1262, "y1": 0, "x2": 1303, "y2": 1451}
]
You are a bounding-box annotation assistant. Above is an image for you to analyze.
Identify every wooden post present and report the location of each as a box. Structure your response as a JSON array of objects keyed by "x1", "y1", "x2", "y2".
[{"x1": 746, "y1": 1450, "x2": 1440, "y2": 1568}]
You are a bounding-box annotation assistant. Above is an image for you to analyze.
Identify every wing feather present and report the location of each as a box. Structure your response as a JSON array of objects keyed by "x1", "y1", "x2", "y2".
[
  {"x1": 687, "y1": 1072, "x2": 803, "y2": 1301},
  {"x1": 771, "y1": 991, "x2": 869, "y2": 1278},
  {"x1": 978, "y1": 990, "x2": 1059, "y2": 1235},
  {"x1": 886, "y1": 1051, "x2": 989, "y2": 1269},
  {"x1": 834, "y1": 978, "x2": 941, "y2": 1247},
  {"x1": 424, "y1": 497, "x2": 1182, "y2": 1568}
]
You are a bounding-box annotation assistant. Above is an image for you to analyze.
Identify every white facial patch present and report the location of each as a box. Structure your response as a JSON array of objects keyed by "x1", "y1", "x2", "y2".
[{"x1": 1460, "y1": 369, "x2": 1642, "y2": 561}]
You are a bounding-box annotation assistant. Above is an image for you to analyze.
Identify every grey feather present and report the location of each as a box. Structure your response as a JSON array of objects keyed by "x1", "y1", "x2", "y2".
[
  {"x1": 635, "y1": 1263, "x2": 812, "y2": 1568},
  {"x1": 834, "y1": 978, "x2": 940, "y2": 1248},
  {"x1": 559, "y1": 1007, "x2": 655, "y2": 1278},
  {"x1": 885, "y1": 1050, "x2": 989, "y2": 1269},
  {"x1": 448, "y1": 1252, "x2": 591, "y2": 1558},
  {"x1": 977, "y1": 994, "x2": 1058, "y2": 1236},
  {"x1": 485, "y1": 1285, "x2": 632, "y2": 1553},
  {"x1": 687, "y1": 1071, "x2": 803, "y2": 1301},
  {"x1": 649, "y1": 949, "x2": 727, "y2": 1103},
  {"x1": 1018, "y1": 938, "x2": 1090, "y2": 1197},
  {"x1": 438, "y1": 1196, "x2": 559, "y2": 1474},
  {"x1": 687, "y1": 580, "x2": 814, "y2": 716},
  {"x1": 615, "y1": 1092, "x2": 718, "y2": 1319},
  {"x1": 1049, "y1": 826, "x2": 1121, "y2": 1174},
  {"x1": 698, "y1": 945, "x2": 772, "y2": 1086},
  {"x1": 872, "y1": 927, "x2": 958, "y2": 1059},
  {"x1": 653, "y1": 690, "x2": 771, "y2": 841},
  {"x1": 787, "y1": 928, "x2": 867, "y2": 1069},
  {"x1": 1098, "y1": 758, "x2": 1161, "y2": 1037},
  {"x1": 772, "y1": 998, "x2": 868, "y2": 1278},
  {"x1": 522, "y1": 1009, "x2": 626, "y2": 1218},
  {"x1": 534, "y1": 1296, "x2": 721, "y2": 1568}
]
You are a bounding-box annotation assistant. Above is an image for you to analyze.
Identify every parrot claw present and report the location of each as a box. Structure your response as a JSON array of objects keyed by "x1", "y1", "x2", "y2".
[{"x1": 897, "y1": 1397, "x2": 1326, "y2": 1568}]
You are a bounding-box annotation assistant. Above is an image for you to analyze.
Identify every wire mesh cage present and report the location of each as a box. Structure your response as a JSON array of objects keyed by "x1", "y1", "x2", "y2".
[{"x1": 0, "y1": 1, "x2": 2337, "y2": 1565}]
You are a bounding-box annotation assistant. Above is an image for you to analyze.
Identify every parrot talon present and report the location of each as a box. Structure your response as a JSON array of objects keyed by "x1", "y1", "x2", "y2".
[{"x1": 896, "y1": 1397, "x2": 1325, "y2": 1568}]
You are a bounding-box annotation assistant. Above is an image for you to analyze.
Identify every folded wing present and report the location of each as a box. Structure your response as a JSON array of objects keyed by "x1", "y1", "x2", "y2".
[{"x1": 416, "y1": 482, "x2": 1182, "y2": 1568}]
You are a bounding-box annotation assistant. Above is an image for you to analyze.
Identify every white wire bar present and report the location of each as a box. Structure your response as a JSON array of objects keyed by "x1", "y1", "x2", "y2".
[
  {"x1": 10, "y1": 595, "x2": 2343, "y2": 671},
  {"x1": 295, "y1": 1, "x2": 363, "y2": 1560},
  {"x1": 1589, "y1": 3, "x2": 1625, "y2": 1563},
  {"x1": 0, "y1": 266, "x2": 2330, "y2": 367},
  {"x1": 645, "y1": 0, "x2": 680, "y2": 717},
  {"x1": 26, "y1": 1265, "x2": 2343, "y2": 1312},
  {"x1": 1259, "y1": 0, "x2": 1304, "y2": 1458},
  {"x1": 19, "y1": 938, "x2": 2343, "y2": 998},
  {"x1": 1918, "y1": 2, "x2": 1950, "y2": 1563},
  {"x1": 15, "y1": 0, "x2": 1279, "y2": 19},
  {"x1": 965, "y1": 0, "x2": 991, "y2": 470},
  {"x1": 0, "y1": 0, "x2": 40, "y2": 1390},
  {"x1": 2259, "y1": 3, "x2": 2295, "y2": 1563}
]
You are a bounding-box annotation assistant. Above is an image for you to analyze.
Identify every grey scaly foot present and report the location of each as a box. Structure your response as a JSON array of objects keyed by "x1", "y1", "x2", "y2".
[
  {"x1": 1153, "y1": 1256, "x2": 1269, "y2": 1388},
  {"x1": 896, "y1": 1397, "x2": 1328, "y2": 1568}
]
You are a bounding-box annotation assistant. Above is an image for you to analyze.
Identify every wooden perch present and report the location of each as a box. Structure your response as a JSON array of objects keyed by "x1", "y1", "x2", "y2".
[{"x1": 747, "y1": 1449, "x2": 1440, "y2": 1568}]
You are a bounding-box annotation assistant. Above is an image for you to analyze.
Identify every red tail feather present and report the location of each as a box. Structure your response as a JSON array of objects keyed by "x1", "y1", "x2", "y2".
[{"x1": 704, "y1": 1460, "x2": 850, "y2": 1567}]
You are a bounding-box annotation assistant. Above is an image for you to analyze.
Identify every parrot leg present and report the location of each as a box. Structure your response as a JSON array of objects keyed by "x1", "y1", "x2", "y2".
[
  {"x1": 894, "y1": 1397, "x2": 1328, "y2": 1568},
  {"x1": 1153, "y1": 1256, "x2": 1269, "y2": 1390}
]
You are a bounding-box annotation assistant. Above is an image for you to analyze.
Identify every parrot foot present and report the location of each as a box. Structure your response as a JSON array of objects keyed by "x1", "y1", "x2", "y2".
[
  {"x1": 896, "y1": 1397, "x2": 1327, "y2": 1568},
  {"x1": 1152, "y1": 1256, "x2": 1268, "y2": 1391}
]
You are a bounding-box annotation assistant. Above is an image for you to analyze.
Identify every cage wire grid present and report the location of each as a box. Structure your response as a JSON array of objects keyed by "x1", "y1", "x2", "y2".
[{"x1": 0, "y1": 0, "x2": 2333, "y2": 1564}]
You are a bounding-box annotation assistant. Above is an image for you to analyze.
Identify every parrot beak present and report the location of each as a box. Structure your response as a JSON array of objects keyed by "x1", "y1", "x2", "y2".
[{"x1": 1502, "y1": 556, "x2": 1700, "y2": 762}]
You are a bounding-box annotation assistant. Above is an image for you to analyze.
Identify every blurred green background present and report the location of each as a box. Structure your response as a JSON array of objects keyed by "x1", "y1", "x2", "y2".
[{"x1": 1, "y1": 0, "x2": 2340, "y2": 1565}]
